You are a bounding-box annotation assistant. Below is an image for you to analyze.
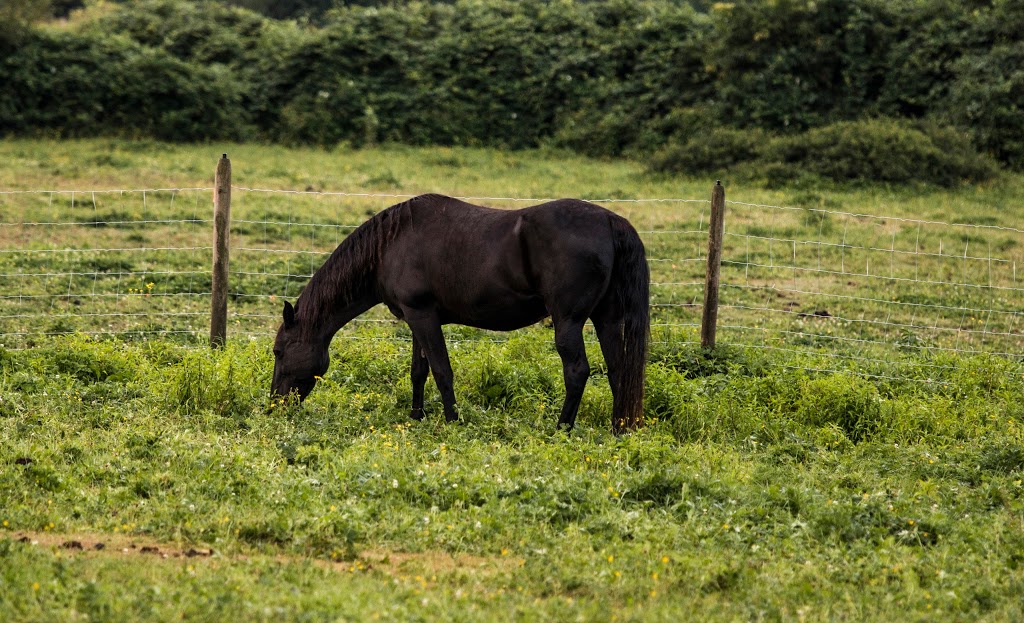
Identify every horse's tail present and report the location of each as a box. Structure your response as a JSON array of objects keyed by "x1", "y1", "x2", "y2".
[{"x1": 610, "y1": 215, "x2": 649, "y2": 434}]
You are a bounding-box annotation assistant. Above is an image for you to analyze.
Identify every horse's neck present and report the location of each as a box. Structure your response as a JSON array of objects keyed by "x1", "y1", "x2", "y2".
[
  {"x1": 303, "y1": 287, "x2": 379, "y2": 343},
  {"x1": 302, "y1": 212, "x2": 394, "y2": 341}
]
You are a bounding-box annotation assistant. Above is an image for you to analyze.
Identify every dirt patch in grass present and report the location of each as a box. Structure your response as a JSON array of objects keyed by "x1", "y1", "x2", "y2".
[
  {"x1": 7, "y1": 531, "x2": 214, "y2": 560},
  {"x1": 359, "y1": 547, "x2": 520, "y2": 581},
  {"x1": 4, "y1": 530, "x2": 519, "y2": 580}
]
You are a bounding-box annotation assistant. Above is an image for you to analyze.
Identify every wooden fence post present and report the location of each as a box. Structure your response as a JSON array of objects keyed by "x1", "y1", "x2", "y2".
[
  {"x1": 211, "y1": 154, "x2": 231, "y2": 348},
  {"x1": 701, "y1": 181, "x2": 726, "y2": 350}
]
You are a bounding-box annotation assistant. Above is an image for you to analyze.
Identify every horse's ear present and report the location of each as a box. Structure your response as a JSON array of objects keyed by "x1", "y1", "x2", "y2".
[{"x1": 283, "y1": 301, "x2": 297, "y2": 328}]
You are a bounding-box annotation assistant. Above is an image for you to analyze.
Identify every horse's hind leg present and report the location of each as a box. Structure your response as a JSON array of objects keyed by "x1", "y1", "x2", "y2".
[
  {"x1": 409, "y1": 334, "x2": 429, "y2": 421},
  {"x1": 403, "y1": 308, "x2": 459, "y2": 423},
  {"x1": 593, "y1": 309, "x2": 627, "y2": 430},
  {"x1": 553, "y1": 318, "x2": 590, "y2": 430},
  {"x1": 592, "y1": 313, "x2": 624, "y2": 402}
]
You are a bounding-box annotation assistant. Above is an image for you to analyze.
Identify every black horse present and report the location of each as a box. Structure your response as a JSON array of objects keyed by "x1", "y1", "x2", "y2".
[{"x1": 271, "y1": 193, "x2": 649, "y2": 433}]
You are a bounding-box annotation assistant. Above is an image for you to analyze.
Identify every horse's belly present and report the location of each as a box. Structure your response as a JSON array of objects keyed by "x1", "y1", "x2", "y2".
[{"x1": 441, "y1": 296, "x2": 548, "y2": 331}]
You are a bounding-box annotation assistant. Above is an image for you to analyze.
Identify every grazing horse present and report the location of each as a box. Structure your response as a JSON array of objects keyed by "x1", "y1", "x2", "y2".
[{"x1": 270, "y1": 193, "x2": 649, "y2": 433}]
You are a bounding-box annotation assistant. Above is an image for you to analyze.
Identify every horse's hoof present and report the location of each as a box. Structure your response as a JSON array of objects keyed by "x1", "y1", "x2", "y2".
[{"x1": 410, "y1": 408, "x2": 425, "y2": 421}]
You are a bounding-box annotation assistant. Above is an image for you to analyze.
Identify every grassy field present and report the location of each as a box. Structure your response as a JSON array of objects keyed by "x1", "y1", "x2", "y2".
[
  {"x1": 1, "y1": 139, "x2": 1024, "y2": 621},
  {"x1": 1, "y1": 139, "x2": 1021, "y2": 359}
]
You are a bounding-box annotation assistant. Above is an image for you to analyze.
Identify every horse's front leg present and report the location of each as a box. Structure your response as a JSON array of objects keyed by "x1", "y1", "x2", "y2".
[
  {"x1": 409, "y1": 334, "x2": 429, "y2": 421},
  {"x1": 403, "y1": 308, "x2": 459, "y2": 423}
]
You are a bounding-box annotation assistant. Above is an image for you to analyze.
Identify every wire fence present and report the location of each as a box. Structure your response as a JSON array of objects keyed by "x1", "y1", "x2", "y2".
[
  {"x1": 0, "y1": 188, "x2": 213, "y2": 343},
  {"x1": 1, "y1": 183, "x2": 1022, "y2": 380},
  {"x1": 716, "y1": 199, "x2": 1024, "y2": 379}
]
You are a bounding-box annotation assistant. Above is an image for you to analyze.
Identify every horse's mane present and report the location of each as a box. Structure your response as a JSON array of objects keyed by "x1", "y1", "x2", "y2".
[{"x1": 294, "y1": 199, "x2": 410, "y2": 337}]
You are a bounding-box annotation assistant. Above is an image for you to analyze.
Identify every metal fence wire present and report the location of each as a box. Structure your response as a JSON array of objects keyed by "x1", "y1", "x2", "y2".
[{"x1": 1, "y1": 184, "x2": 1022, "y2": 381}]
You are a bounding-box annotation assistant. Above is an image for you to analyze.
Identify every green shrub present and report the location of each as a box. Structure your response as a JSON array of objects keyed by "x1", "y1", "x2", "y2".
[
  {"x1": 275, "y1": 88, "x2": 366, "y2": 148},
  {"x1": 795, "y1": 374, "x2": 885, "y2": 442},
  {"x1": 85, "y1": 0, "x2": 274, "y2": 67},
  {"x1": 0, "y1": 29, "x2": 252, "y2": 141},
  {"x1": 166, "y1": 344, "x2": 266, "y2": 418},
  {"x1": 0, "y1": 0, "x2": 52, "y2": 44},
  {"x1": 764, "y1": 118, "x2": 999, "y2": 186},
  {"x1": 946, "y1": 43, "x2": 1024, "y2": 170},
  {"x1": 48, "y1": 337, "x2": 135, "y2": 384},
  {"x1": 650, "y1": 118, "x2": 997, "y2": 187},
  {"x1": 648, "y1": 126, "x2": 769, "y2": 178},
  {"x1": 704, "y1": 0, "x2": 894, "y2": 132}
]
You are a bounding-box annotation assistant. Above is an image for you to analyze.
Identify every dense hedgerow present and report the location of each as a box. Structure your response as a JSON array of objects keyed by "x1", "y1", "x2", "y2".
[
  {"x1": 0, "y1": 29, "x2": 252, "y2": 142},
  {"x1": 1, "y1": 0, "x2": 1022, "y2": 173}
]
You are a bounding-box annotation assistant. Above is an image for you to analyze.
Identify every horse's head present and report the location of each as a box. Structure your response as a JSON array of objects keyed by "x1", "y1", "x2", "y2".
[{"x1": 271, "y1": 301, "x2": 329, "y2": 402}]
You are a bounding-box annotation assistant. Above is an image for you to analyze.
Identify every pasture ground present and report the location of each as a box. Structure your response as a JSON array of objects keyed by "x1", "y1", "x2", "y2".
[{"x1": 1, "y1": 139, "x2": 1023, "y2": 621}]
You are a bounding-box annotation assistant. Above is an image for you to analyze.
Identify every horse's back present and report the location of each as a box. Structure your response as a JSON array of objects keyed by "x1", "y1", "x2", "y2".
[
  {"x1": 380, "y1": 194, "x2": 632, "y2": 327},
  {"x1": 380, "y1": 195, "x2": 543, "y2": 328},
  {"x1": 404, "y1": 193, "x2": 615, "y2": 226},
  {"x1": 401, "y1": 194, "x2": 624, "y2": 278},
  {"x1": 406, "y1": 193, "x2": 620, "y2": 268}
]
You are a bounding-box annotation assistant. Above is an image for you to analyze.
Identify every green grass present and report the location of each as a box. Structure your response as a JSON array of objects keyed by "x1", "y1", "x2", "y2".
[
  {"x1": 1, "y1": 139, "x2": 1024, "y2": 621},
  {"x1": 1, "y1": 334, "x2": 1023, "y2": 621}
]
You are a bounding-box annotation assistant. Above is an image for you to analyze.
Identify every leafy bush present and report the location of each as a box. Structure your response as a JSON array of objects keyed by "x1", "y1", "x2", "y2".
[
  {"x1": 648, "y1": 126, "x2": 769, "y2": 178},
  {"x1": 765, "y1": 118, "x2": 998, "y2": 186},
  {"x1": 944, "y1": 0, "x2": 1024, "y2": 170},
  {"x1": 548, "y1": 3, "x2": 711, "y2": 157},
  {"x1": 84, "y1": 0, "x2": 272, "y2": 67},
  {"x1": 651, "y1": 118, "x2": 998, "y2": 187},
  {"x1": 166, "y1": 343, "x2": 267, "y2": 418},
  {"x1": 0, "y1": 0, "x2": 52, "y2": 44},
  {"x1": 48, "y1": 337, "x2": 135, "y2": 384},
  {"x1": 0, "y1": 29, "x2": 252, "y2": 141},
  {"x1": 703, "y1": 0, "x2": 895, "y2": 132},
  {"x1": 80, "y1": 0, "x2": 306, "y2": 133},
  {"x1": 795, "y1": 374, "x2": 885, "y2": 442}
]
